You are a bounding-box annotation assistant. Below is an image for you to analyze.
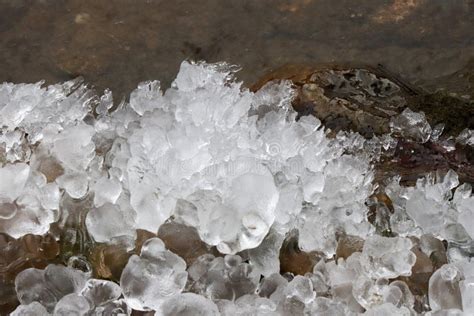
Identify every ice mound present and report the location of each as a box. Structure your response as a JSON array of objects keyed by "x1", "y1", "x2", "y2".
[
  {"x1": 120, "y1": 237, "x2": 188, "y2": 311},
  {"x1": 3, "y1": 61, "x2": 474, "y2": 314},
  {"x1": 390, "y1": 108, "x2": 432, "y2": 143},
  {"x1": 360, "y1": 235, "x2": 416, "y2": 279},
  {"x1": 14, "y1": 264, "x2": 89, "y2": 312},
  {"x1": 187, "y1": 254, "x2": 260, "y2": 300},
  {"x1": 0, "y1": 163, "x2": 59, "y2": 238},
  {"x1": 386, "y1": 169, "x2": 474, "y2": 242},
  {"x1": 12, "y1": 264, "x2": 128, "y2": 315},
  {"x1": 1, "y1": 61, "x2": 376, "y2": 255}
]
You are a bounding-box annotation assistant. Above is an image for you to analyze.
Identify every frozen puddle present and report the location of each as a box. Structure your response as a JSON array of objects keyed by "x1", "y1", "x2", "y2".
[{"x1": 1, "y1": 61, "x2": 474, "y2": 315}]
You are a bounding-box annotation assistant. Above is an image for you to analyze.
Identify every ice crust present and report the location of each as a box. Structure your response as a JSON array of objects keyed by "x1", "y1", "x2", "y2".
[{"x1": 2, "y1": 61, "x2": 474, "y2": 315}]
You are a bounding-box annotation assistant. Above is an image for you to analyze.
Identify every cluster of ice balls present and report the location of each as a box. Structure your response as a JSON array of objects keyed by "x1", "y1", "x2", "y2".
[
  {"x1": 1, "y1": 61, "x2": 474, "y2": 314},
  {"x1": 1, "y1": 61, "x2": 375, "y2": 255}
]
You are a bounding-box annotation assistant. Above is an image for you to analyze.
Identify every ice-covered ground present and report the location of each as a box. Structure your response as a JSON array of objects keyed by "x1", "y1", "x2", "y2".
[{"x1": 1, "y1": 61, "x2": 474, "y2": 315}]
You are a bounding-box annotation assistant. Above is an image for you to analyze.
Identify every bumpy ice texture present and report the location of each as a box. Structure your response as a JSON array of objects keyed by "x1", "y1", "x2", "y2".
[{"x1": 3, "y1": 61, "x2": 474, "y2": 315}]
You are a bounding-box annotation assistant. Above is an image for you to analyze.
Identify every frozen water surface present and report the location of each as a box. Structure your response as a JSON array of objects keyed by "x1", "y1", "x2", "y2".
[{"x1": 1, "y1": 61, "x2": 474, "y2": 314}]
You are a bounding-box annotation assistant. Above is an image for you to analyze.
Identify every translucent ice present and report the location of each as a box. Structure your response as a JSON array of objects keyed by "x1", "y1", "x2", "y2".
[
  {"x1": 0, "y1": 79, "x2": 92, "y2": 138},
  {"x1": 247, "y1": 228, "x2": 285, "y2": 277},
  {"x1": 428, "y1": 264, "x2": 463, "y2": 311},
  {"x1": 187, "y1": 254, "x2": 260, "y2": 301},
  {"x1": 85, "y1": 203, "x2": 136, "y2": 243},
  {"x1": 386, "y1": 170, "x2": 466, "y2": 240},
  {"x1": 6, "y1": 60, "x2": 473, "y2": 314},
  {"x1": 52, "y1": 123, "x2": 95, "y2": 172},
  {"x1": 158, "y1": 293, "x2": 219, "y2": 316},
  {"x1": 456, "y1": 128, "x2": 474, "y2": 146},
  {"x1": 390, "y1": 108, "x2": 432, "y2": 143},
  {"x1": 0, "y1": 163, "x2": 59, "y2": 238},
  {"x1": 53, "y1": 293, "x2": 91, "y2": 316},
  {"x1": 92, "y1": 176, "x2": 122, "y2": 207},
  {"x1": 459, "y1": 261, "x2": 474, "y2": 314},
  {"x1": 15, "y1": 264, "x2": 89, "y2": 312},
  {"x1": 364, "y1": 303, "x2": 411, "y2": 315},
  {"x1": 360, "y1": 235, "x2": 416, "y2": 279},
  {"x1": 80, "y1": 279, "x2": 122, "y2": 307},
  {"x1": 10, "y1": 302, "x2": 49, "y2": 316},
  {"x1": 304, "y1": 297, "x2": 351, "y2": 316},
  {"x1": 120, "y1": 237, "x2": 188, "y2": 311},
  {"x1": 219, "y1": 294, "x2": 277, "y2": 315},
  {"x1": 185, "y1": 159, "x2": 279, "y2": 254},
  {"x1": 454, "y1": 183, "x2": 474, "y2": 240},
  {"x1": 0, "y1": 163, "x2": 30, "y2": 202}
]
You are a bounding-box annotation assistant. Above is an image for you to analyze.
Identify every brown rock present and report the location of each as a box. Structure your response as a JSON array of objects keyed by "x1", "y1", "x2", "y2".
[
  {"x1": 280, "y1": 230, "x2": 324, "y2": 275},
  {"x1": 158, "y1": 222, "x2": 216, "y2": 266},
  {"x1": 336, "y1": 234, "x2": 364, "y2": 260}
]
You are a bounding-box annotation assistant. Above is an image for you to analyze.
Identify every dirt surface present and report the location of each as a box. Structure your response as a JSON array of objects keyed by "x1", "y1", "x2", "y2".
[{"x1": 0, "y1": 0, "x2": 473, "y2": 99}]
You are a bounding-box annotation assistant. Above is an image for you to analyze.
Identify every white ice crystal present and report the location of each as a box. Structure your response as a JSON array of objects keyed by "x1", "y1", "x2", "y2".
[
  {"x1": 429, "y1": 264, "x2": 463, "y2": 311},
  {"x1": 12, "y1": 264, "x2": 127, "y2": 315},
  {"x1": 456, "y1": 128, "x2": 474, "y2": 146},
  {"x1": 187, "y1": 254, "x2": 260, "y2": 301},
  {"x1": 360, "y1": 235, "x2": 416, "y2": 279},
  {"x1": 80, "y1": 279, "x2": 122, "y2": 308},
  {"x1": 158, "y1": 293, "x2": 220, "y2": 316},
  {"x1": 120, "y1": 237, "x2": 188, "y2": 311},
  {"x1": 454, "y1": 183, "x2": 474, "y2": 240},
  {"x1": 458, "y1": 261, "x2": 474, "y2": 314},
  {"x1": 85, "y1": 202, "x2": 136, "y2": 243},
  {"x1": 390, "y1": 108, "x2": 432, "y2": 143},
  {"x1": 101, "y1": 61, "x2": 375, "y2": 254},
  {"x1": 219, "y1": 294, "x2": 277, "y2": 316},
  {"x1": 386, "y1": 169, "x2": 474, "y2": 242},
  {"x1": 10, "y1": 302, "x2": 49, "y2": 316},
  {"x1": 15, "y1": 264, "x2": 89, "y2": 312},
  {"x1": 0, "y1": 163, "x2": 59, "y2": 237}
]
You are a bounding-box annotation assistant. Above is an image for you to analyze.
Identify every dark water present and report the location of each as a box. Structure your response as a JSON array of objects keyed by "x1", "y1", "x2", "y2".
[{"x1": 0, "y1": 0, "x2": 473, "y2": 98}]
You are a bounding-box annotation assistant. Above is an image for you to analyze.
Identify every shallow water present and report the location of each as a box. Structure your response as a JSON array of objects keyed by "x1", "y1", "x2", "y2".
[{"x1": 0, "y1": 0, "x2": 473, "y2": 98}]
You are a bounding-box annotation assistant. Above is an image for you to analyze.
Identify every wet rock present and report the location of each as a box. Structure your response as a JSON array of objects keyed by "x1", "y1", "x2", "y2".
[
  {"x1": 335, "y1": 234, "x2": 364, "y2": 260},
  {"x1": 89, "y1": 243, "x2": 130, "y2": 281},
  {"x1": 410, "y1": 91, "x2": 474, "y2": 137},
  {"x1": 367, "y1": 192, "x2": 395, "y2": 236},
  {"x1": 279, "y1": 230, "x2": 324, "y2": 275},
  {"x1": 157, "y1": 222, "x2": 216, "y2": 266},
  {"x1": 375, "y1": 139, "x2": 474, "y2": 185},
  {"x1": 253, "y1": 64, "x2": 474, "y2": 140},
  {"x1": 253, "y1": 65, "x2": 413, "y2": 138}
]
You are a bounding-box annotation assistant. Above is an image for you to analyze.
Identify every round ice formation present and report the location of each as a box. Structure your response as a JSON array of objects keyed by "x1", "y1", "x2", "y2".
[
  {"x1": 219, "y1": 295, "x2": 278, "y2": 315},
  {"x1": 85, "y1": 202, "x2": 136, "y2": 243},
  {"x1": 0, "y1": 163, "x2": 59, "y2": 238},
  {"x1": 10, "y1": 302, "x2": 49, "y2": 316},
  {"x1": 184, "y1": 158, "x2": 279, "y2": 254},
  {"x1": 360, "y1": 235, "x2": 416, "y2": 279},
  {"x1": 429, "y1": 264, "x2": 463, "y2": 311},
  {"x1": 80, "y1": 279, "x2": 122, "y2": 307},
  {"x1": 53, "y1": 293, "x2": 91, "y2": 316},
  {"x1": 120, "y1": 237, "x2": 188, "y2": 311},
  {"x1": 15, "y1": 265, "x2": 88, "y2": 312},
  {"x1": 187, "y1": 254, "x2": 260, "y2": 301}
]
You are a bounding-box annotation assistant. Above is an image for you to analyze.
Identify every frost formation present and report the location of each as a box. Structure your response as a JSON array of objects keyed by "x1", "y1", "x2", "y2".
[{"x1": 2, "y1": 61, "x2": 474, "y2": 315}]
